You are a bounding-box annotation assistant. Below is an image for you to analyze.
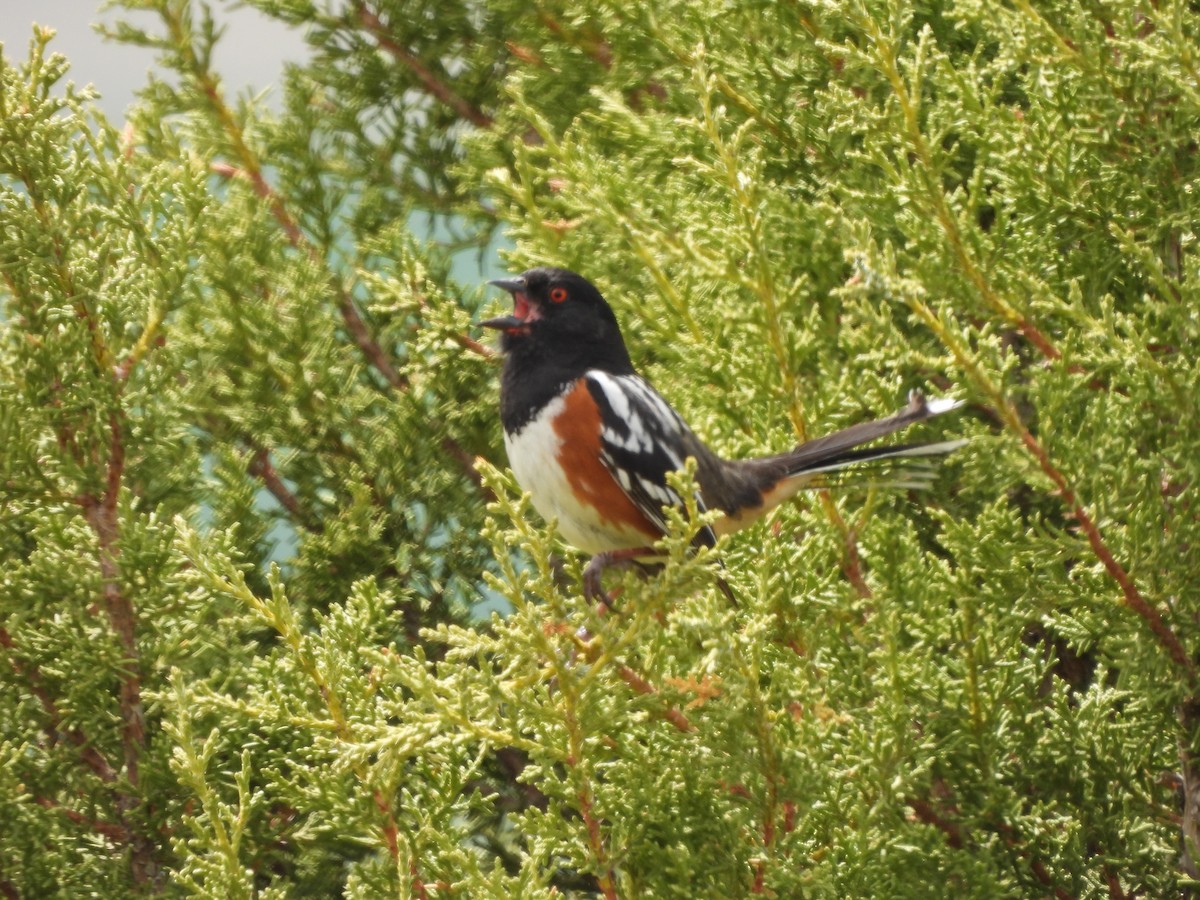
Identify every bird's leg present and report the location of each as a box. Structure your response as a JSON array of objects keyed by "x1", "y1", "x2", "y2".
[{"x1": 582, "y1": 547, "x2": 654, "y2": 603}]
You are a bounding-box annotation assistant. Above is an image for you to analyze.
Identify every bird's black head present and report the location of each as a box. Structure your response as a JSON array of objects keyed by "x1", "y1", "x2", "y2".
[{"x1": 482, "y1": 267, "x2": 635, "y2": 376}]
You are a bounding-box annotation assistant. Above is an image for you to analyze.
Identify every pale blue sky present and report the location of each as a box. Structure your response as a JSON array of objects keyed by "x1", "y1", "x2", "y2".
[
  {"x1": 2, "y1": 0, "x2": 509, "y2": 282},
  {"x1": 1, "y1": 0, "x2": 309, "y2": 120}
]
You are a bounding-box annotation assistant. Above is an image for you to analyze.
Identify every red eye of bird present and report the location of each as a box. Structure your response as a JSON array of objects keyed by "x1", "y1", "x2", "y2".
[{"x1": 550, "y1": 286, "x2": 569, "y2": 303}]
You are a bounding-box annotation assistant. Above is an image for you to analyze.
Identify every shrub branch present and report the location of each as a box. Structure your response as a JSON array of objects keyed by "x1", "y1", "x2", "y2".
[{"x1": 906, "y1": 294, "x2": 1194, "y2": 679}]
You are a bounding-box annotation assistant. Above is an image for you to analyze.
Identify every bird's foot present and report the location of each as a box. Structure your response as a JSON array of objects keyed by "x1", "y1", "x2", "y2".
[{"x1": 582, "y1": 547, "x2": 653, "y2": 604}]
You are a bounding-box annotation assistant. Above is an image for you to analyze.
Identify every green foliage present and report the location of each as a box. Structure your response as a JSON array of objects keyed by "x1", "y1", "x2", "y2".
[{"x1": 1, "y1": 0, "x2": 1199, "y2": 896}]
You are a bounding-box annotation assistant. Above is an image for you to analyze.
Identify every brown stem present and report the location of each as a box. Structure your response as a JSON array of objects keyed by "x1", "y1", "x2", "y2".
[
  {"x1": 908, "y1": 793, "x2": 1075, "y2": 899},
  {"x1": 1028, "y1": 859, "x2": 1076, "y2": 900},
  {"x1": 0, "y1": 628, "x2": 118, "y2": 783},
  {"x1": 561, "y1": 699, "x2": 618, "y2": 899},
  {"x1": 209, "y1": 161, "x2": 304, "y2": 247},
  {"x1": 732, "y1": 639, "x2": 783, "y2": 894},
  {"x1": 34, "y1": 797, "x2": 131, "y2": 843},
  {"x1": 372, "y1": 789, "x2": 400, "y2": 862},
  {"x1": 13, "y1": 167, "x2": 154, "y2": 878},
  {"x1": 575, "y1": 781, "x2": 618, "y2": 900},
  {"x1": 868, "y1": 17, "x2": 1061, "y2": 364},
  {"x1": 617, "y1": 665, "x2": 693, "y2": 733},
  {"x1": 335, "y1": 293, "x2": 407, "y2": 389},
  {"x1": 1103, "y1": 865, "x2": 1129, "y2": 900},
  {"x1": 355, "y1": 3, "x2": 493, "y2": 127},
  {"x1": 399, "y1": 259, "x2": 495, "y2": 362},
  {"x1": 409, "y1": 861, "x2": 429, "y2": 900},
  {"x1": 446, "y1": 330, "x2": 495, "y2": 360},
  {"x1": 906, "y1": 293, "x2": 1194, "y2": 680},
  {"x1": 839, "y1": 523, "x2": 872, "y2": 599},
  {"x1": 907, "y1": 795, "x2": 965, "y2": 849},
  {"x1": 208, "y1": 162, "x2": 408, "y2": 391},
  {"x1": 81, "y1": 413, "x2": 143, "y2": 771},
  {"x1": 181, "y1": 0, "x2": 491, "y2": 416},
  {"x1": 247, "y1": 445, "x2": 322, "y2": 533},
  {"x1": 78, "y1": 411, "x2": 154, "y2": 884},
  {"x1": 1016, "y1": 426, "x2": 1193, "y2": 677},
  {"x1": 537, "y1": 13, "x2": 613, "y2": 69},
  {"x1": 1178, "y1": 700, "x2": 1200, "y2": 881},
  {"x1": 750, "y1": 749, "x2": 780, "y2": 894},
  {"x1": 207, "y1": 134, "x2": 493, "y2": 500}
]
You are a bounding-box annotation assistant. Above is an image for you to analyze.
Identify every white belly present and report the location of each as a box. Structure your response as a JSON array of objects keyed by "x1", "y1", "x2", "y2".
[{"x1": 505, "y1": 398, "x2": 650, "y2": 554}]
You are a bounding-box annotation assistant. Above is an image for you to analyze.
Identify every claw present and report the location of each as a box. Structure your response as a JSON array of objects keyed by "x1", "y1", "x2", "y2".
[
  {"x1": 582, "y1": 547, "x2": 652, "y2": 603},
  {"x1": 582, "y1": 547, "x2": 737, "y2": 606},
  {"x1": 582, "y1": 555, "x2": 607, "y2": 603}
]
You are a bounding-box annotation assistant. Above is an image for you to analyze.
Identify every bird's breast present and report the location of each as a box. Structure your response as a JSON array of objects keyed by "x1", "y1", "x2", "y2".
[{"x1": 503, "y1": 383, "x2": 660, "y2": 555}]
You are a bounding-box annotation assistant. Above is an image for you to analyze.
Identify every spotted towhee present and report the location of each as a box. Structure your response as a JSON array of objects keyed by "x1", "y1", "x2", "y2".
[{"x1": 482, "y1": 267, "x2": 964, "y2": 602}]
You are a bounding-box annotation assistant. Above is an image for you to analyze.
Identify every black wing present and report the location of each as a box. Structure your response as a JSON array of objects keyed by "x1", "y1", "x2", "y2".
[{"x1": 584, "y1": 371, "x2": 718, "y2": 550}]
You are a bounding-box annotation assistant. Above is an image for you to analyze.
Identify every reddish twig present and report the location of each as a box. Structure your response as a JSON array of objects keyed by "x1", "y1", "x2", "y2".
[
  {"x1": 209, "y1": 160, "x2": 304, "y2": 247},
  {"x1": 372, "y1": 789, "x2": 400, "y2": 862},
  {"x1": 210, "y1": 156, "x2": 407, "y2": 395},
  {"x1": 355, "y1": 3, "x2": 493, "y2": 127},
  {"x1": 867, "y1": 19, "x2": 1062, "y2": 365},
  {"x1": 15, "y1": 173, "x2": 153, "y2": 877},
  {"x1": 448, "y1": 330, "x2": 496, "y2": 360},
  {"x1": 83, "y1": 413, "x2": 144, "y2": 778},
  {"x1": 908, "y1": 790, "x2": 1077, "y2": 900},
  {"x1": 177, "y1": 6, "x2": 413, "y2": 396},
  {"x1": 247, "y1": 445, "x2": 321, "y2": 533},
  {"x1": 1103, "y1": 865, "x2": 1129, "y2": 900},
  {"x1": 402, "y1": 271, "x2": 497, "y2": 363},
  {"x1": 409, "y1": 860, "x2": 429, "y2": 900},
  {"x1": 575, "y1": 783, "x2": 618, "y2": 900},
  {"x1": 335, "y1": 294, "x2": 407, "y2": 389},
  {"x1": 907, "y1": 795, "x2": 966, "y2": 849},
  {"x1": 617, "y1": 664, "x2": 694, "y2": 732},
  {"x1": 35, "y1": 797, "x2": 130, "y2": 843},
  {"x1": 840, "y1": 524, "x2": 872, "y2": 599},
  {"x1": 1016, "y1": 427, "x2": 1194, "y2": 677},
  {"x1": 782, "y1": 800, "x2": 797, "y2": 835},
  {"x1": 559, "y1": 698, "x2": 618, "y2": 900},
  {"x1": 905, "y1": 289, "x2": 1193, "y2": 680},
  {"x1": 537, "y1": 12, "x2": 613, "y2": 68},
  {"x1": 1028, "y1": 858, "x2": 1076, "y2": 900},
  {"x1": 76, "y1": 410, "x2": 154, "y2": 884},
  {"x1": 209, "y1": 139, "x2": 495, "y2": 500},
  {"x1": 750, "y1": 771, "x2": 780, "y2": 894},
  {"x1": 0, "y1": 628, "x2": 118, "y2": 783}
]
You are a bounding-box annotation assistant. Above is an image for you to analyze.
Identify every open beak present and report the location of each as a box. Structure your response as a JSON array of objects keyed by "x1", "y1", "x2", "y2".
[{"x1": 481, "y1": 277, "x2": 532, "y2": 330}]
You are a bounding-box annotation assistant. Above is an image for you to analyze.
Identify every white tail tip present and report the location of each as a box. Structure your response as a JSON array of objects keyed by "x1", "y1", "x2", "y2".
[{"x1": 924, "y1": 396, "x2": 964, "y2": 416}]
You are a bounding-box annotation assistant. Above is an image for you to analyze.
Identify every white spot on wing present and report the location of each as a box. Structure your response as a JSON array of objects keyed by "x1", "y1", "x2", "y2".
[
  {"x1": 621, "y1": 376, "x2": 688, "y2": 465},
  {"x1": 640, "y1": 477, "x2": 676, "y2": 506},
  {"x1": 589, "y1": 371, "x2": 630, "y2": 421},
  {"x1": 616, "y1": 468, "x2": 632, "y2": 491}
]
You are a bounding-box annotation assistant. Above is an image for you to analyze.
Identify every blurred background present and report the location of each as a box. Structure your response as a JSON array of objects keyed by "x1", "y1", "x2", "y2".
[{"x1": 2, "y1": 0, "x2": 307, "y2": 120}]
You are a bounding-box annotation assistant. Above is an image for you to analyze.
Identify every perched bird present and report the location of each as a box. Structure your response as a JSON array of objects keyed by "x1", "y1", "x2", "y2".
[{"x1": 482, "y1": 267, "x2": 964, "y2": 602}]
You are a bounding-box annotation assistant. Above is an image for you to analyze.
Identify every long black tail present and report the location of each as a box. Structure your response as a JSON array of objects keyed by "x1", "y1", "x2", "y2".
[
  {"x1": 782, "y1": 391, "x2": 963, "y2": 472},
  {"x1": 736, "y1": 391, "x2": 967, "y2": 493}
]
